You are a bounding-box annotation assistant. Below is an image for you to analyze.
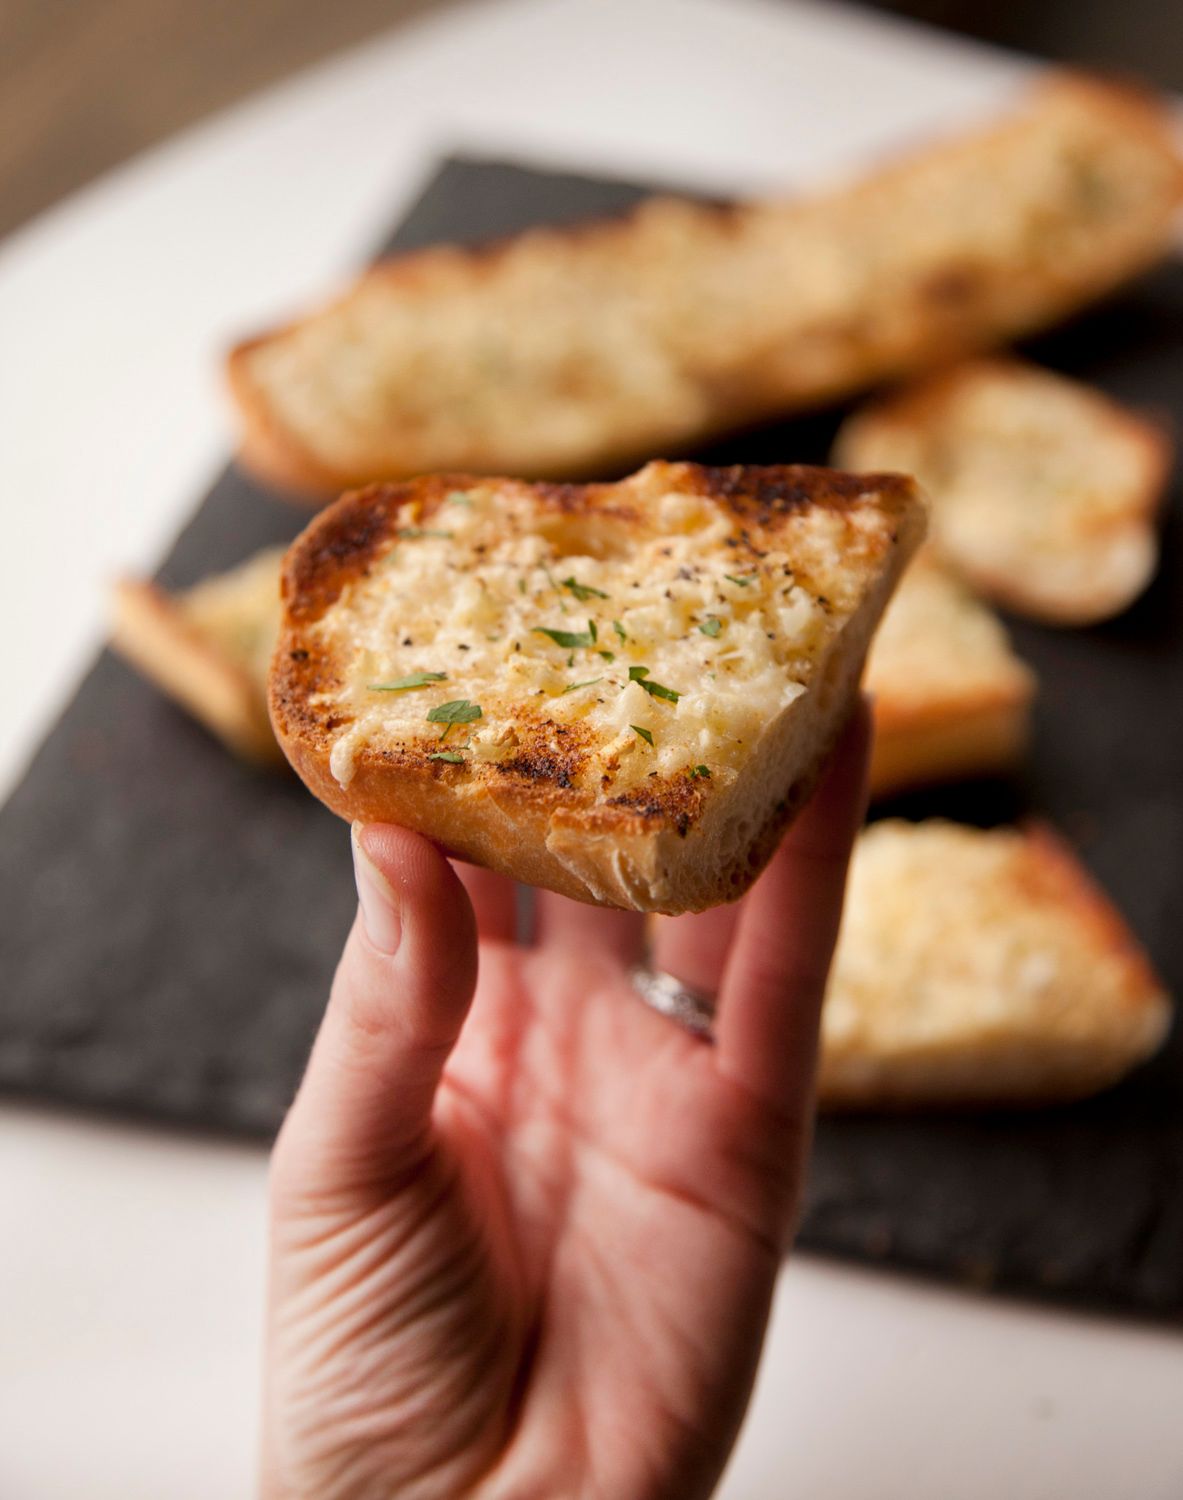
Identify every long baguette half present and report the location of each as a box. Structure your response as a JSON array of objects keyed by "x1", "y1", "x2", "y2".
[
  {"x1": 111, "y1": 548, "x2": 286, "y2": 766},
  {"x1": 228, "y1": 74, "x2": 1182, "y2": 498},
  {"x1": 834, "y1": 356, "x2": 1173, "y2": 624},
  {"x1": 270, "y1": 462, "x2": 926, "y2": 912},
  {"x1": 819, "y1": 820, "x2": 1171, "y2": 1108}
]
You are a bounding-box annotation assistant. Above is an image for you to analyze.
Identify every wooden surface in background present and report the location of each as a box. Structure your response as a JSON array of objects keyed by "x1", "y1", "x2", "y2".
[{"x1": 0, "y1": 0, "x2": 448, "y2": 241}]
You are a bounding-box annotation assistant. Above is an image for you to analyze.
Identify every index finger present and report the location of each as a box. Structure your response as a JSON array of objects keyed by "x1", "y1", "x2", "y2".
[{"x1": 714, "y1": 702, "x2": 871, "y2": 1109}]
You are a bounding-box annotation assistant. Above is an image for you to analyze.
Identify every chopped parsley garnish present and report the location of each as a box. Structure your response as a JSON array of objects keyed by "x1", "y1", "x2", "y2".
[
  {"x1": 562, "y1": 677, "x2": 603, "y2": 694},
  {"x1": 612, "y1": 619, "x2": 627, "y2": 643},
  {"x1": 724, "y1": 573, "x2": 754, "y2": 587},
  {"x1": 628, "y1": 665, "x2": 680, "y2": 702},
  {"x1": 367, "y1": 671, "x2": 448, "y2": 692},
  {"x1": 689, "y1": 764, "x2": 711, "y2": 779},
  {"x1": 563, "y1": 576, "x2": 609, "y2": 602},
  {"x1": 533, "y1": 620, "x2": 598, "y2": 650},
  {"x1": 426, "y1": 699, "x2": 482, "y2": 741},
  {"x1": 542, "y1": 563, "x2": 568, "y2": 611},
  {"x1": 399, "y1": 526, "x2": 453, "y2": 540},
  {"x1": 697, "y1": 616, "x2": 722, "y2": 637},
  {"x1": 598, "y1": 650, "x2": 615, "y2": 663},
  {"x1": 630, "y1": 724, "x2": 654, "y2": 746},
  {"x1": 428, "y1": 750, "x2": 466, "y2": 764}
]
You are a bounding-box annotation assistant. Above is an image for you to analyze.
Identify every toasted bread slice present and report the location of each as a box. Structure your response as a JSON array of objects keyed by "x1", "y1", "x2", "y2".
[
  {"x1": 866, "y1": 558, "x2": 1036, "y2": 797},
  {"x1": 270, "y1": 462, "x2": 925, "y2": 912},
  {"x1": 228, "y1": 75, "x2": 1182, "y2": 499},
  {"x1": 111, "y1": 547, "x2": 285, "y2": 766},
  {"x1": 819, "y1": 820, "x2": 1171, "y2": 1108},
  {"x1": 834, "y1": 357, "x2": 1173, "y2": 623}
]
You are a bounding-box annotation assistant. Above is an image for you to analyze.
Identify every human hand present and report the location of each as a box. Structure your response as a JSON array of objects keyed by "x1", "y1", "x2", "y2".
[{"x1": 262, "y1": 705, "x2": 870, "y2": 1500}]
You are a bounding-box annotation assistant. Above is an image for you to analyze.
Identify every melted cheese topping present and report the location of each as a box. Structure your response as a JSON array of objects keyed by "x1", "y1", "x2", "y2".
[
  {"x1": 246, "y1": 83, "x2": 1180, "y2": 479},
  {"x1": 840, "y1": 364, "x2": 1160, "y2": 572},
  {"x1": 312, "y1": 480, "x2": 892, "y2": 794},
  {"x1": 825, "y1": 822, "x2": 1158, "y2": 1053}
]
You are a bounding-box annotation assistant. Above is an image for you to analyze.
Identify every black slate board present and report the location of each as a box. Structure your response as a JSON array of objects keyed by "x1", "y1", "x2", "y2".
[{"x1": 2, "y1": 157, "x2": 1182, "y2": 1315}]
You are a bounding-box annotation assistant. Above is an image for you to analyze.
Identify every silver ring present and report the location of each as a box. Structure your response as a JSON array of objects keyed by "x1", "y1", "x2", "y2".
[{"x1": 629, "y1": 967, "x2": 716, "y2": 1039}]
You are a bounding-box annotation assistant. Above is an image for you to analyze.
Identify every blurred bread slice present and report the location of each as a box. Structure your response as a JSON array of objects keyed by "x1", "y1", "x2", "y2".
[
  {"x1": 819, "y1": 820, "x2": 1171, "y2": 1108},
  {"x1": 834, "y1": 357, "x2": 1173, "y2": 623},
  {"x1": 228, "y1": 75, "x2": 1183, "y2": 498},
  {"x1": 866, "y1": 558, "x2": 1035, "y2": 797},
  {"x1": 111, "y1": 547, "x2": 284, "y2": 766},
  {"x1": 270, "y1": 462, "x2": 925, "y2": 913}
]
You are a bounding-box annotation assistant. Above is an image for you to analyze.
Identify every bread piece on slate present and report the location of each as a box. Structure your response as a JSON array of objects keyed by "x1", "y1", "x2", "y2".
[
  {"x1": 834, "y1": 357, "x2": 1173, "y2": 624},
  {"x1": 819, "y1": 820, "x2": 1172, "y2": 1108},
  {"x1": 270, "y1": 462, "x2": 926, "y2": 912},
  {"x1": 866, "y1": 558, "x2": 1036, "y2": 797},
  {"x1": 228, "y1": 75, "x2": 1183, "y2": 499},
  {"x1": 111, "y1": 547, "x2": 285, "y2": 765}
]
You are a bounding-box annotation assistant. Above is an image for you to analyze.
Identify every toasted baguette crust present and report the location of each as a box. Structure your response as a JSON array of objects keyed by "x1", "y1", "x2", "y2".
[
  {"x1": 229, "y1": 74, "x2": 1182, "y2": 500},
  {"x1": 110, "y1": 556, "x2": 285, "y2": 767},
  {"x1": 271, "y1": 463, "x2": 926, "y2": 912},
  {"x1": 835, "y1": 357, "x2": 1174, "y2": 624},
  {"x1": 819, "y1": 820, "x2": 1171, "y2": 1108},
  {"x1": 866, "y1": 561, "x2": 1036, "y2": 796}
]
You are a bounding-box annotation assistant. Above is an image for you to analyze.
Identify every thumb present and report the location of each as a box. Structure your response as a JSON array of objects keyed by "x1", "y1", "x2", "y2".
[{"x1": 273, "y1": 822, "x2": 478, "y2": 1198}]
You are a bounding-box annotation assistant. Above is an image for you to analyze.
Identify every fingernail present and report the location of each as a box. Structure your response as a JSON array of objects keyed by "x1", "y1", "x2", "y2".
[{"x1": 350, "y1": 822, "x2": 402, "y2": 955}]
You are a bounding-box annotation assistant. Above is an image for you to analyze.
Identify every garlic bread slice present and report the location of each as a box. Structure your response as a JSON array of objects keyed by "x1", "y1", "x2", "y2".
[
  {"x1": 270, "y1": 462, "x2": 926, "y2": 912},
  {"x1": 820, "y1": 820, "x2": 1171, "y2": 1108},
  {"x1": 867, "y1": 558, "x2": 1036, "y2": 797},
  {"x1": 112, "y1": 547, "x2": 285, "y2": 766},
  {"x1": 834, "y1": 357, "x2": 1172, "y2": 624},
  {"x1": 229, "y1": 75, "x2": 1183, "y2": 498}
]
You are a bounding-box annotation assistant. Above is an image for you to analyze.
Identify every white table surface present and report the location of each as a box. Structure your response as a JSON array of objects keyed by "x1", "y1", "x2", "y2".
[{"x1": 1, "y1": 1, "x2": 1181, "y2": 1495}]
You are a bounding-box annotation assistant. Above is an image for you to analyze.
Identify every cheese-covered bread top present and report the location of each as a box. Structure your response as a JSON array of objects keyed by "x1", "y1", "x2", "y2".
[
  {"x1": 279, "y1": 462, "x2": 917, "y2": 799},
  {"x1": 834, "y1": 357, "x2": 1172, "y2": 622},
  {"x1": 866, "y1": 558, "x2": 1035, "y2": 729},
  {"x1": 230, "y1": 76, "x2": 1183, "y2": 494},
  {"x1": 271, "y1": 463, "x2": 925, "y2": 910},
  {"x1": 820, "y1": 820, "x2": 1171, "y2": 1105}
]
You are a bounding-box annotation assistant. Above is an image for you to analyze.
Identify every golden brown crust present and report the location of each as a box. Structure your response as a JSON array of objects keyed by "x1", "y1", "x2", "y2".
[
  {"x1": 228, "y1": 72, "x2": 1183, "y2": 501},
  {"x1": 111, "y1": 578, "x2": 282, "y2": 766},
  {"x1": 869, "y1": 690, "x2": 1031, "y2": 799},
  {"x1": 271, "y1": 462, "x2": 926, "y2": 911}
]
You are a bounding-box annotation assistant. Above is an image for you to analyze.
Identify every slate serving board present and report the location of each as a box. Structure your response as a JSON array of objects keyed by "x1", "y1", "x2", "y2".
[{"x1": 2, "y1": 156, "x2": 1181, "y2": 1316}]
